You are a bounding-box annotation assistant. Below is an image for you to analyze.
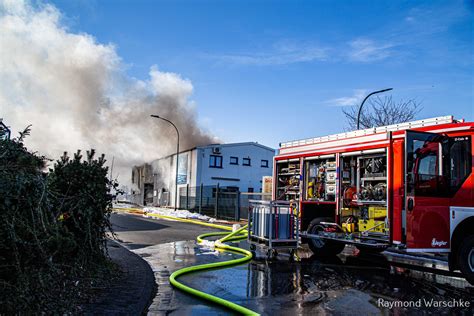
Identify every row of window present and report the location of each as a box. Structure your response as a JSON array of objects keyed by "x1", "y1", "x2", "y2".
[{"x1": 209, "y1": 155, "x2": 269, "y2": 168}]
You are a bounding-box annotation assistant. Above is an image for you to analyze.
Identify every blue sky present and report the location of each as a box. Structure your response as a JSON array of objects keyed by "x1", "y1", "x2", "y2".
[{"x1": 50, "y1": 0, "x2": 473, "y2": 148}]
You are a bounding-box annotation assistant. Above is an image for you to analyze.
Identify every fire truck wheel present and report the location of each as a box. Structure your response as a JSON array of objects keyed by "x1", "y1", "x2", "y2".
[
  {"x1": 307, "y1": 217, "x2": 345, "y2": 257},
  {"x1": 458, "y1": 235, "x2": 474, "y2": 285}
]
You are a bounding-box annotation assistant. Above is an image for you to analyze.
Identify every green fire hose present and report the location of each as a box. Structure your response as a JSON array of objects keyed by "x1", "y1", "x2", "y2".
[
  {"x1": 169, "y1": 224, "x2": 260, "y2": 315},
  {"x1": 113, "y1": 208, "x2": 260, "y2": 314}
]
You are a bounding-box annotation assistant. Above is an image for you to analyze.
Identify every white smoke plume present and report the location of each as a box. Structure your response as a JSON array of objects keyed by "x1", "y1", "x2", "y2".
[{"x1": 0, "y1": 0, "x2": 217, "y2": 185}]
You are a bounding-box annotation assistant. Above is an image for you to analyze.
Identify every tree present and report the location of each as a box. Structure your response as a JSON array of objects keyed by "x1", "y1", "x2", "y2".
[
  {"x1": 0, "y1": 127, "x2": 119, "y2": 313},
  {"x1": 342, "y1": 95, "x2": 423, "y2": 130}
]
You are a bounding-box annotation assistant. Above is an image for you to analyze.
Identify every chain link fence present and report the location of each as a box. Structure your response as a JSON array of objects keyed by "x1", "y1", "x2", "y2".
[{"x1": 178, "y1": 184, "x2": 271, "y2": 221}]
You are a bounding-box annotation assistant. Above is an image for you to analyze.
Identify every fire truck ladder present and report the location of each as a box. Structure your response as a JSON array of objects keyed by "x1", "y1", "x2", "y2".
[{"x1": 280, "y1": 115, "x2": 456, "y2": 149}]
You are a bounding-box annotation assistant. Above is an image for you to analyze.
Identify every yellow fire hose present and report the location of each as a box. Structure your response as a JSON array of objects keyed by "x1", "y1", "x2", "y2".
[
  {"x1": 115, "y1": 207, "x2": 234, "y2": 231},
  {"x1": 114, "y1": 208, "x2": 260, "y2": 315},
  {"x1": 170, "y1": 225, "x2": 259, "y2": 315}
]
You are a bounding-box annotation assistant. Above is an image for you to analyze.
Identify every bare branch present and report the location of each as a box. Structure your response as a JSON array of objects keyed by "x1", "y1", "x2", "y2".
[{"x1": 342, "y1": 95, "x2": 423, "y2": 130}]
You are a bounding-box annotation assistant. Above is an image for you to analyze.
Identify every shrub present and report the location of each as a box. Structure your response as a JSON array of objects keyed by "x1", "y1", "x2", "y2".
[
  {"x1": 0, "y1": 127, "x2": 118, "y2": 313},
  {"x1": 48, "y1": 149, "x2": 116, "y2": 264}
]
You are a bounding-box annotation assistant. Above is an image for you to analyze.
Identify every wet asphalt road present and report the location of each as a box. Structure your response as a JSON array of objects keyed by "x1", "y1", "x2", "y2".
[
  {"x1": 111, "y1": 212, "x2": 474, "y2": 315},
  {"x1": 111, "y1": 212, "x2": 222, "y2": 249}
]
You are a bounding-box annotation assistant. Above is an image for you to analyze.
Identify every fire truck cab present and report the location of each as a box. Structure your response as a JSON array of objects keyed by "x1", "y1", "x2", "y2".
[{"x1": 274, "y1": 116, "x2": 474, "y2": 284}]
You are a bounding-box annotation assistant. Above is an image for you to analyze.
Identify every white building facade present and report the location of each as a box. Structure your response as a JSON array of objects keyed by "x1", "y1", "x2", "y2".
[{"x1": 132, "y1": 142, "x2": 275, "y2": 207}]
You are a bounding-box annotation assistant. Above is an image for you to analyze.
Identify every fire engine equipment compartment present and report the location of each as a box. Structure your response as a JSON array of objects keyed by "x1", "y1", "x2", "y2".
[
  {"x1": 276, "y1": 160, "x2": 301, "y2": 201},
  {"x1": 340, "y1": 152, "x2": 389, "y2": 237},
  {"x1": 304, "y1": 158, "x2": 336, "y2": 201}
]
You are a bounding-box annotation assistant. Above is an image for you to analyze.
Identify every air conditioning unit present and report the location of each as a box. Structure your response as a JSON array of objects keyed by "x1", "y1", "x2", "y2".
[{"x1": 212, "y1": 147, "x2": 221, "y2": 154}]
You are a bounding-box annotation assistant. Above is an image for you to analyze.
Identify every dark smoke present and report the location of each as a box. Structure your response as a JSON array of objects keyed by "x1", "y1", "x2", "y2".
[{"x1": 0, "y1": 1, "x2": 217, "y2": 185}]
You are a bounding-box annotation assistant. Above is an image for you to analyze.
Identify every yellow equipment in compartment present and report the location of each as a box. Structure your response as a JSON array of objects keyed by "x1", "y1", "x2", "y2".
[
  {"x1": 369, "y1": 206, "x2": 387, "y2": 220},
  {"x1": 307, "y1": 181, "x2": 314, "y2": 198},
  {"x1": 358, "y1": 206, "x2": 388, "y2": 234},
  {"x1": 358, "y1": 219, "x2": 387, "y2": 233},
  {"x1": 342, "y1": 222, "x2": 356, "y2": 233},
  {"x1": 341, "y1": 208, "x2": 355, "y2": 233}
]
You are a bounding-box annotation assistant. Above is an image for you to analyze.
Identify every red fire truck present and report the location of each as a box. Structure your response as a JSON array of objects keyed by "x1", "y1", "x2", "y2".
[{"x1": 273, "y1": 116, "x2": 474, "y2": 284}]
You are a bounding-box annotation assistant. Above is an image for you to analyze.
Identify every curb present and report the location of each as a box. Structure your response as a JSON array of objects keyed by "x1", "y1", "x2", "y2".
[{"x1": 81, "y1": 240, "x2": 156, "y2": 315}]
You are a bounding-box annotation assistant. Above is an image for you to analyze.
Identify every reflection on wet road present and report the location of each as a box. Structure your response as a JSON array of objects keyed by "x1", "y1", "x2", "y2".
[{"x1": 133, "y1": 240, "x2": 474, "y2": 315}]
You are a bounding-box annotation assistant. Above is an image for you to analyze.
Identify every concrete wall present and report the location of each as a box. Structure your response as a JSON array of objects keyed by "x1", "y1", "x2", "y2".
[
  {"x1": 149, "y1": 148, "x2": 197, "y2": 207},
  {"x1": 130, "y1": 164, "x2": 153, "y2": 205},
  {"x1": 196, "y1": 143, "x2": 274, "y2": 192},
  {"x1": 133, "y1": 143, "x2": 275, "y2": 207}
]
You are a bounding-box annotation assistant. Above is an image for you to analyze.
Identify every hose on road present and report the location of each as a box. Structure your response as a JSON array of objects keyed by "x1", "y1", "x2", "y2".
[
  {"x1": 145, "y1": 212, "x2": 234, "y2": 231},
  {"x1": 114, "y1": 207, "x2": 259, "y2": 315},
  {"x1": 114, "y1": 207, "x2": 233, "y2": 231},
  {"x1": 169, "y1": 225, "x2": 259, "y2": 316}
]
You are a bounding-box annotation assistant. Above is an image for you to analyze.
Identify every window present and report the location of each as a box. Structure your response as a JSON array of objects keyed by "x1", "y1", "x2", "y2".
[
  {"x1": 408, "y1": 134, "x2": 472, "y2": 197},
  {"x1": 411, "y1": 139, "x2": 444, "y2": 196},
  {"x1": 448, "y1": 136, "x2": 472, "y2": 193},
  {"x1": 418, "y1": 154, "x2": 437, "y2": 176},
  {"x1": 248, "y1": 187, "x2": 254, "y2": 193},
  {"x1": 243, "y1": 158, "x2": 251, "y2": 166},
  {"x1": 230, "y1": 156, "x2": 239, "y2": 165},
  {"x1": 209, "y1": 155, "x2": 223, "y2": 168},
  {"x1": 261, "y1": 159, "x2": 269, "y2": 168}
]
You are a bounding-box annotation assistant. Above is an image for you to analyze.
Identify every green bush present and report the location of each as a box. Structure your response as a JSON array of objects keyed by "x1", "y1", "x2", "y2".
[
  {"x1": 0, "y1": 127, "x2": 118, "y2": 313},
  {"x1": 48, "y1": 149, "x2": 116, "y2": 263}
]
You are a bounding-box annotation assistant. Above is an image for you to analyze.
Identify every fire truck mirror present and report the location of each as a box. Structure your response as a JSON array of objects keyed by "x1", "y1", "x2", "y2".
[{"x1": 407, "y1": 197, "x2": 414, "y2": 212}]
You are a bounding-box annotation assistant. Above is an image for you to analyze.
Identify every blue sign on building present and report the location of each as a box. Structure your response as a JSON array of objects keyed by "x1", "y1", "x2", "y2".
[{"x1": 177, "y1": 153, "x2": 188, "y2": 184}]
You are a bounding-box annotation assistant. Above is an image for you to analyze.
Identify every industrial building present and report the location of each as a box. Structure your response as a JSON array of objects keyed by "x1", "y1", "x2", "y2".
[{"x1": 131, "y1": 142, "x2": 275, "y2": 206}]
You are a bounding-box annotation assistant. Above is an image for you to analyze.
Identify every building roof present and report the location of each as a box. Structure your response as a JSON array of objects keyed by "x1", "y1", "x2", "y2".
[{"x1": 197, "y1": 142, "x2": 275, "y2": 152}]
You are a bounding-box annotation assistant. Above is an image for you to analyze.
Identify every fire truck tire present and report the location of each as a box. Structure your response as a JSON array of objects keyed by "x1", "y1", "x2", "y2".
[
  {"x1": 307, "y1": 217, "x2": 345, "y2": 257},
  {"x1": 458, "y1": 235, "x2": 474, "y2": 285}
]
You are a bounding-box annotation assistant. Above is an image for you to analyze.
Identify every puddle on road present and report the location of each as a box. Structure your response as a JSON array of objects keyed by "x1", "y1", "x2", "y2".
[{"x1": 133, "y1": 241, "x2": 474, "y2": 315}]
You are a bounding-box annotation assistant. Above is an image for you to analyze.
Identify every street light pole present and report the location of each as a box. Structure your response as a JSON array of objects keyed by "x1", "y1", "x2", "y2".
[
  {"x1": 356, "y1": 88, "x2": 393, "y2": 130},
  {"x1": 151, "y1": 115, "x2": 180, "y2": 211}
]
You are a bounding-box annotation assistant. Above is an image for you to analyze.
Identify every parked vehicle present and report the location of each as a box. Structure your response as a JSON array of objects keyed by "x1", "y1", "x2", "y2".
[{"x1": 273, "y1": 116, "x2": 474, "y2": 284}]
